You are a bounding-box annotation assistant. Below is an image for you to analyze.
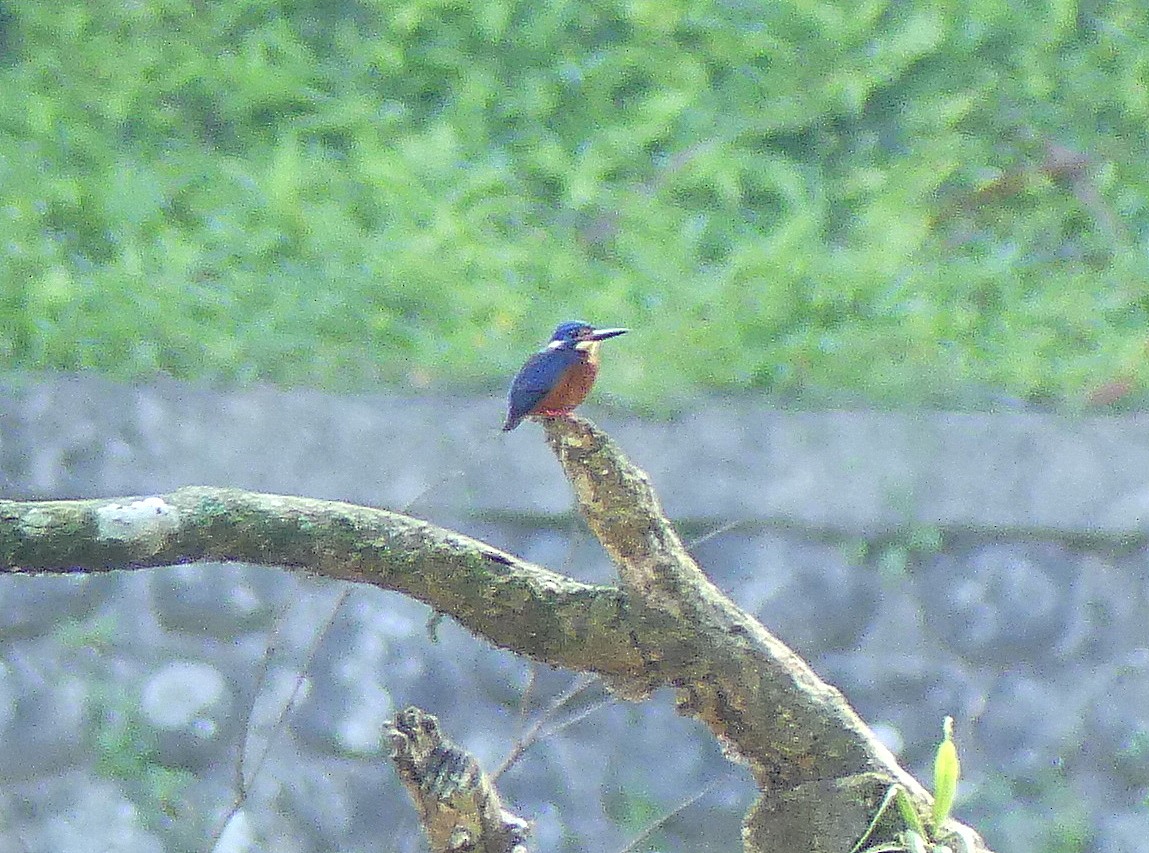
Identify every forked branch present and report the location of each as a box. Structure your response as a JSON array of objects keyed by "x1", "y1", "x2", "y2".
[{"x1": 0, "y1": 416, "x2": 995, "y2": 853}]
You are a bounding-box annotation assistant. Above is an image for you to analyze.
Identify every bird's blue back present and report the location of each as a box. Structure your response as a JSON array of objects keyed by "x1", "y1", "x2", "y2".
[{"x1": 504, "y1": 347, "x2": 582, "y2": 430}]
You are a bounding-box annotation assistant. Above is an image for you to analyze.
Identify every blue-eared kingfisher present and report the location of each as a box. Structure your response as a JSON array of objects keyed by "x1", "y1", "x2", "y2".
[{"x1": 502, "y1": 322, "x2": 629, "y2": 431}]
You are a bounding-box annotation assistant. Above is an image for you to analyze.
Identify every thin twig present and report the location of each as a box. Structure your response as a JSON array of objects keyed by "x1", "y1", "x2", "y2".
[
  {"x1": 614, "y1": 781, "x2": 719, "y2": 853},
  {"x1": 403, "y1": 427, "x2": 505, "y2": 513},
  {"x1": 686, "y1": 519, "x2": 744, "y2": 552},
  {"x1": 233, "y1": 598, "x2": 291, "y2": 796},
  {"x1": 207, "y1": 585, "x2": 350, "y2": 850},
  {"x1": 492, "y1": 674, "x2": 604, "y2": 781},
  {"x1": 401, "y1": 467, "x2": 467, "y2": 513},
  {"x1": 516, "y1": 666, "x2": 540, "y2": 737},
  {"x1": 536, "y1": 694, "x2": 616, "y2": 740},
  {"x1": 247, "y1": 585, "x2": 351, "y2": 784}
]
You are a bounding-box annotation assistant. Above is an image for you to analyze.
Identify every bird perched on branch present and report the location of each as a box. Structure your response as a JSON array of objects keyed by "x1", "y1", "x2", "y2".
[{"x1": 502, "y1": 321, "x2": 629, "y2": 431}]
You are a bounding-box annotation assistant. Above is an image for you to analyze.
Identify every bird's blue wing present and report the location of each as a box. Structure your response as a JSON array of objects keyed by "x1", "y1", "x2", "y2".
[{"x1": 503, "y1": 348, "x2": 580, "y2": 430}]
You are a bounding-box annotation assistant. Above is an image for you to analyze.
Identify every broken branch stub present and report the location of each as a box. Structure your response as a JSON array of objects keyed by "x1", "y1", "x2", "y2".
[{"x1": 389, "y1": 706, "x2": 530, "y2": 853}]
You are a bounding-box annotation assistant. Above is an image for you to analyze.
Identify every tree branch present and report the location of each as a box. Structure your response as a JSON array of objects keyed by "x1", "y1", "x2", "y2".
[
  {"x1": 541, "y1": 416, "x2": 989, "y2": 852},
  {"x1": 390, "y1": 706, "x2": 530, "y2": 853},
  {"x1": 0, "y1": 418, "x2": 996, "y2": 853},
  {"x1": 0, "y1": 487, "x2": 639, "y2": 676}
]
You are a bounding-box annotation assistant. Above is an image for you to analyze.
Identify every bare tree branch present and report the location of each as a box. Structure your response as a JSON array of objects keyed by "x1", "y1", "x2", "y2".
[
  {"x1": 540, "y1": 416, "x2": 983, "y2": 852},
  {"x1": 0, "y1": 416, "x2": 996, "y2": 853},
  {"x1": 0, "y1": 487, "x2": 639, "y2": 676}
]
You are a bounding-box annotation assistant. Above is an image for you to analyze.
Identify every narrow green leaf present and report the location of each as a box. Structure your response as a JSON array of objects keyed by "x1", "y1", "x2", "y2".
[
  {"x1": 931, "y1": 716, "x2": 961, "y2": 829},
  {"x1": 850, "y1": 785, "x2": 899, "y2": 853},
  {"x1": 895, "y1": 787, "x2": 927, "y2": 839}
]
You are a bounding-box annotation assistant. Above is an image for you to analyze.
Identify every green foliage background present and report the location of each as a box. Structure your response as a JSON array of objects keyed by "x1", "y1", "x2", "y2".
[{"x1": 1, "y1": 0, "x2": 1146, "y2": 409}]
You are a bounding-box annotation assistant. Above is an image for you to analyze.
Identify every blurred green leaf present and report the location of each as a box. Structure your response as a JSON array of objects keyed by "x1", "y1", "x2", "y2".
[{"x1": 0, "y1": 0, "x2": 1144, "y2": 407}]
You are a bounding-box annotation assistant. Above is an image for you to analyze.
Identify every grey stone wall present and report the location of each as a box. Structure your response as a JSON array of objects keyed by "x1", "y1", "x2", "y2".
[{"x1": 1, "y1": 373, "x2": 1146, "y2": 853}]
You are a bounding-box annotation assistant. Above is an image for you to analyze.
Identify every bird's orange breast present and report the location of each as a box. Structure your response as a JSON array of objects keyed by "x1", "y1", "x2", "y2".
[{"x1": 531, "y1": 356, "x2": 599, "y2": 414}]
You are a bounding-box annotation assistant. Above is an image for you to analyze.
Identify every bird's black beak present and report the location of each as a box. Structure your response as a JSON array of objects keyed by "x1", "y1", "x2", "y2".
[{"x1": 587, "y1": 327, "x2": 629, "y2": 341}]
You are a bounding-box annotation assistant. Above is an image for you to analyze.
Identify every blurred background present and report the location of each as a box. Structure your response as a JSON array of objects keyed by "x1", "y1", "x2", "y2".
[
  {"x1": 3, "y1": 0, "x2": 1148, "y2": 406},
  {"x1": 1, "y1": 1, "x2": 1148, "y2": 852}
]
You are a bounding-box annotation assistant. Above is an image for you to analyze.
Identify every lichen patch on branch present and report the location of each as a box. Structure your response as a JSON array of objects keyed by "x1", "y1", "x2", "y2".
[{"x1": 95, "y1": 496, "x2": 180, "y2": 544}]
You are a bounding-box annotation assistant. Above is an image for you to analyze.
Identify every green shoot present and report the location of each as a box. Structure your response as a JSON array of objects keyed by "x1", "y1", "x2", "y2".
[{"x1": 931, "y1": 716, "x2": 961, "y2": 830}]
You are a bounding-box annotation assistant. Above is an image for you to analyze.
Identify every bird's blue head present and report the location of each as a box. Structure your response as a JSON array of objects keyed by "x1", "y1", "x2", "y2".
[{"x1": 546, "y1": 321, "x2": 629, "y2": 350}]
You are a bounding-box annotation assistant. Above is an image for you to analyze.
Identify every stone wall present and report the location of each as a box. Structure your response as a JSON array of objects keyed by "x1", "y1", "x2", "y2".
[{"x1": 1, "y1": 373, "x2": 1146, "y2": 853}]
